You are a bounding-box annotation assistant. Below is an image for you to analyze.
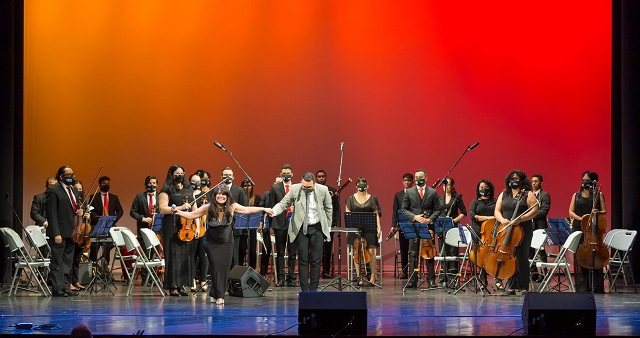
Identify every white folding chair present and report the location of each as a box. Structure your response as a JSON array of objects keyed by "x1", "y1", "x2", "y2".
[
  {"x1": 109, "y1": 226, "x2": 137, "y2": 281},
  {"x1": 120, "y1": 228, "x2": 165, "y2": 296},
  {"x1": 25, "y1": 225, "x2": 51, "y2": 262},
  {"x1": 606, "y1": 230, "x2": 637, "y2": 293},
  {"x1": 139, "y1": 228, "x2": 166, "y2": 287},
  {"x1": 0, "y1": 228, "x2": 51, "y2": 296},
  {"x1": 434, "y1": 227, "x2": 470, "y2": 287},
  {"x1": 256, "y1": 231, "x2": 276, "y2": 282},
  {"x1": 537, "y1": 231, "x2": 582, "y2": 292},
  {"x1": 528, "y1": 229, "x2": 548, "y2": 288}
]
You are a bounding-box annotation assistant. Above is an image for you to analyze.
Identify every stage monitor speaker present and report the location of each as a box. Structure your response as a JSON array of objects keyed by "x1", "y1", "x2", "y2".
[
  {"x1": 298, "y1": 291, "x2": 367, "y2": 336},
  {"x1": 79, "y1": 261, "x2": 93, "y2": 285},
  {"x1": 228, "y1": 266, "x2": 269, "y2": 298},
  {"x1": 522, "y1": 292, "x2": 596, "y2": 335}
]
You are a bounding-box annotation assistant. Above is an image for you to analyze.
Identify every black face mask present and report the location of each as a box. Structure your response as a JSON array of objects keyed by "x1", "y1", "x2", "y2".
[
  {"x1": 146, "y1": 186, "x2": 156, "y2": 193},
  {"x1": 509, "y1": 179, "x2": 520, "y2": 189},
  {"x1": 581, "y1": 180, "x2": 593, "y2": 190},
  {"x1": 100, "y1": 184, "x2": 110, "y2": 193},
  {"x1": 222, "y1": 177, "x2": 233, "y2": 185},
  {"x1": 63, "y1": 175, "x2": 74, "y2": 185},
  {"x1": 174, "y1": 174, "x2": 185, "y2": 183},
  {"x1": 415, "y1": 178, "x2": 426, "y2": 187},
  {"x1": 191, "y1": 182, "x2": 202, "y2": 190},
  {"x1": 357, "y1": 184, "x2": 367, "y2": 192},
  {"x1": 479, "y1": 188, "x2": 489, "y2": 197},
  {"x1": 202, "y1": 179, "x2": 210, "y2": 187},
  {"x1": 281, "y1": 174, "x2": 292, "y2": 183}
]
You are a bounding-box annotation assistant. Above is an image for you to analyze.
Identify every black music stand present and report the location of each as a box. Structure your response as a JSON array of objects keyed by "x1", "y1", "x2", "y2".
[
  {"x1": 319, "y1": 227, "x2": 360, "y2": 292},
  {"x1": 545, "y1": 218, "x2": 573, "y2": 291},
  {"x1": 343, "y1": 212, "x2": 381, "y2": 289},
  {"x1": 83, "y1": 216, "x2": 117, "y2": 296},
  {"x1": 235, "y1": 212, "x2": 262, "y2": 267},
  {"x1": 400, "y1": 221, "x2": 433, "y2": 292},
  {"x1": 433, "y1": 217, "x2": 456, "y2": 290},
  {"x1": 151, "y1": 214, "x2": 163, "y2": 233},
  {"x1": 454, "y1": 224, "x2": 490, "y2": 296}
]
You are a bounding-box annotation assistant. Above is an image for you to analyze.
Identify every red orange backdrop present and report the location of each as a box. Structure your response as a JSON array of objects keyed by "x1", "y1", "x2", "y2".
[{"x1": 23, "y1": 1, "x2": 611, "y2": 262}]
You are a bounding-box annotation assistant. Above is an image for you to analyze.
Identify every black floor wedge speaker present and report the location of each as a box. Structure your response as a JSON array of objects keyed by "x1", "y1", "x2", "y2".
[
  {"x1": 522, "y1": 292, "x2": 596, "y2": 335},
  {"x1": 298, "y1": 292, "x2": 367, "y2": 336},
  {"x1": 227, "y1": 266, "x2": 269, "y2": 298}
]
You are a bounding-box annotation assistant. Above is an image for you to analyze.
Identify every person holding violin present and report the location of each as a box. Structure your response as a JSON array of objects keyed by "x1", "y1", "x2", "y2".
[
  {"x1": 345, "y1": 177, "x2": 381, "y2": 286},
  {"x1": 88, "y1": 176, "x2": 124, "y2": 264},
  {"x1": 195, "y1": 169, "x2": 212, "y2": 193},
  {"x1": 174, "y1": 185, "x2": 273, "y2": 305},
  {"x1": 189, "y1": 174, "x2": 209, "y2": 292},
  {"x1": 316, "y1": 170, "x2": 340, "y2": 279},
  {"x1": 69, "y1": 179, "x2": 87, "y2": 291},
  {"x1": 438, "y1": 178, "x2": 467, "y2": 280},
  {"x1": 569, "y1": 171, "x2": 606, "y2": 293},
  {"x1": 401, "y1": 169, "x2": 441, "y2": 289},
  {"x1": 493, "y1": 170, "x2": 538, "y2": 296},
  {"x1": 469, "y1": 179, "x2": 497, "y2": 289},
  {"x1": 389, "y1": 173, "x2": 414, "y2": 280},
  {"x1": 158, "y1": 164, "x2": 200, "y2": 297},
  {"x1": 130, "y1": 175, "x2": 159, "y2": 286}
]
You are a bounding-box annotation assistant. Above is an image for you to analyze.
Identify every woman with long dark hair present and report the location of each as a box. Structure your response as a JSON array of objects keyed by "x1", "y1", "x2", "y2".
[
  {"x1": 175, "y1": 185, "x2": 273, "y2": 305},
  {"x1": 158, "y1": 164, "x2": 200, "y2": 296},
  {"x1": 438, "y1": 178, "x2": 467, "y2": 279},
  {"x1": 469, "y1": 179, "x2": 497, "y2": 290}
]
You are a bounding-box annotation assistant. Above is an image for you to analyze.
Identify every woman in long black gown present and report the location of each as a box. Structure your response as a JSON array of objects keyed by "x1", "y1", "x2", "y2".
[
  {"x1": 175, "y1": 185, "x2": 273, "y2": 305},
  {"x1": 469, "y1": 179, "x2": 497, "y2": 289},
  {"x1": 569, "y1": 171, "x2": 607, "y2": 293},
  {"x1": 438, "y1": 178, "x2": 467, "y2": 278},
  {"x1": 158, "y1": 164, "x2": 200, "y2": 297}
]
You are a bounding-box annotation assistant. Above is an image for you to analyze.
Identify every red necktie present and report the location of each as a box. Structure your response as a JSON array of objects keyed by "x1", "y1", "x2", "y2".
[
  {"x1": 419, "y1": 187, "x2": 424, "y2": 199},
  {"x1": 66, "y1": 186, "x2": 77, "y2": 212},
  {"x1": 148, "y1": 193, "x2": 154, "y2": 215},
  {"x1": 285, "y1": 185, "x2": 291, "y2": 216},
  {"x1": 103, "y1": 193, "x2": 109, "y2": 216}
]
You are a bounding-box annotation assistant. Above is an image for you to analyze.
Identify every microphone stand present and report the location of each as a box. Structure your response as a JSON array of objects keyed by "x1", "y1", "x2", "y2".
[
  {"x1": 433, "y1": 142, "x2": 480, "y2": 188},
  {"x1": 5, "y1": 193, "x2": 27, "y2": 232}
]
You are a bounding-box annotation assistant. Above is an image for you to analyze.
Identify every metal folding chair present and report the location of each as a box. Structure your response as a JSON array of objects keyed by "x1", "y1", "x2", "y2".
[
  {"x1": 0, "y1": 227, "x2": 51, "y2": 296},
  {"x1": 121, "y1": 228, "x2": 165, "y2": 296},
  {"x1": 537, "y1": 231, "x2": 582, "y2": 292}
]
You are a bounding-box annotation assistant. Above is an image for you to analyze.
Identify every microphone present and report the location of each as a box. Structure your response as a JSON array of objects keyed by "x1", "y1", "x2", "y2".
[
  {"x1": 171, "y1": 204, "x2": 176, "y2": 213},
  {"x1": 213, "y1": 141, "x2": 227, "y2": 151},
  {"x1": 467, "y1": 142, "x2": 480, "y2": 151}
]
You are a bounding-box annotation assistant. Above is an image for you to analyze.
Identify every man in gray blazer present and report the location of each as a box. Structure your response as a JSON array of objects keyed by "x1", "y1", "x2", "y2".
[
  {"x1": 271, "y1": 172, "x2": 333, "y2": 291},
  {"x1": 402, "y1": 169, "x2": 441, "y2": 289}
]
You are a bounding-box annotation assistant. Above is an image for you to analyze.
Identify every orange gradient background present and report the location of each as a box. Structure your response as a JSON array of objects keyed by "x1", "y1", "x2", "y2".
[{"x1": 23, "y1": 1, "x2": 611, "y2": 262}]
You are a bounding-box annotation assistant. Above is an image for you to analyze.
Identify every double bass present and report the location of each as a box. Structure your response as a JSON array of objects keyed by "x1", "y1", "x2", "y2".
[{"x1": 576, "y1": 182, "x2": 609, "y2": 269}]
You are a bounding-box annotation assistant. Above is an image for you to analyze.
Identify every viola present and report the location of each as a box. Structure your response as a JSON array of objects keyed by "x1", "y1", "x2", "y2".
[
  {"x1": 197, "y1": 193, "x2": 207, "y2": 238},
  {"x1": 353, "y1": 237, "x2": 371, "y2": 264},
  {"x1": 420, "y1": 230, "x2": 437, "y2": 259},
  {"x1": 576, "y1": 183, "x2": 609, "y2": 270},
  {"x1": 178, "y1": 195, "x2": 197, "y2": 242}
]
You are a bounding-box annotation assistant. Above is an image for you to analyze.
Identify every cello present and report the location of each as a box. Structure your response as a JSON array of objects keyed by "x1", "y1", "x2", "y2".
[
  {"x1": 469, "y1": 218, "x2": 498, "y2": 268},
  {"x1": 576, "y1": 182, "x2": 609, "y2": 270},
  {"x1": 484, "y1": 191, "x2": 539, "y2": 280}
]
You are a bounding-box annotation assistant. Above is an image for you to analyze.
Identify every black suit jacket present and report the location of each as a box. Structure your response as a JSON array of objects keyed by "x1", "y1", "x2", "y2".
[
  {"x1": 130, "y1": 192, "x2": 156, "y2": 234},
  {"x1": 401, "y1": 185, "x2": 441, "y2": 224},
  {"x1": 89, "y1": 192, "x2": 124, "y2": 225},
  {"x1": 228, "y1": 185, "x2": 248, "y2": 207},
  {"x1": 267, "y1": 182, "x2": 288, "y2": 230},
  {"x1": 327, "y1": 185, "x2": 340, "y2": 226},
  {"x1": 30, "y1": 192, "x2": 47, "y2": 226},
  {"x1": 45, "y1": 183, "x2": 79, "y2": 238},
  {"x1": 533, "y1": 189, "x2": 551, "y2": 229}
]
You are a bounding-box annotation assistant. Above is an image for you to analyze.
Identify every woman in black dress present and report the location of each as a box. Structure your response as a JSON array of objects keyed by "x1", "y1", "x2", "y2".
[
  {"x1": 438, "y1": 178, "x2": 467, "y2": 277},
  {"x1": 469, "y1": 179, "x2": 497, "y2": 289},
  {"x1": 494, "y1": 170, "x2": 538, "y2": 295},
  {"x1": 189, "y1": 173, "x2": 208, "y2": 292},
  {"x1": 158, "y1": 164, "x2": 200, "y2": 297},
  {"x1": 569, "y1": 171, "x2": 607, "y2": 293},
  {"x1": 175, "y1": 185, "x2": 273, "y2": 305},
  {"x1": 345, "y1": 177, "x2": 381, "y2": 286}
]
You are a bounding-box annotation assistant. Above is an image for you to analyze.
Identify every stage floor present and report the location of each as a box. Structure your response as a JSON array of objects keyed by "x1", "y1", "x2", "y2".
[{"x1": 0, "y1": 273, "x2": 639, "y2": 336}]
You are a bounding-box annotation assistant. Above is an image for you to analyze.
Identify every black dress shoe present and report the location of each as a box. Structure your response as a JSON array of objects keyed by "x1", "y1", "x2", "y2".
[
  {"x1": 286, "y1": 280, "x2": 298, "y2": 287},
  {"x1": 275, "y1": 280, "x2": 284, "y2": 287},
  {"x1": 52, "y1": 291, "x2": 68, "y2": 297},
  {"x1": 178, "y1": 288, "x2": 189, "y2": 296},
  {"x1": 405, "y1": 282, "x2": 417, "y2": 289},
  {"x1": 63, "y1": 289, "x2": 78, "y2": 296},
  {"x1": 322, "y1": 273, "x2": 332, "y2": 278},
  {"x1": 399, "y1": 274, "x2": 408, "y2": 280},
  {"x1": 428, "y1": 281, "x2": 438, "y2": 289}
]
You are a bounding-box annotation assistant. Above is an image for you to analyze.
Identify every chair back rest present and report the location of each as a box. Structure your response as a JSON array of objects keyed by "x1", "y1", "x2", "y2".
[
  {"x1": 120, "y1": 228, "x2": 141, "y2": 253},
  {"x1": 609, "y1": 230, "x2": 638, "y2": 252},
  {"x1": 444, "y1": 227, "x2": 467, "y2": 248},
  {"x1": 0, "y1": 227, "x2": 25, "y2": 252},
  {"x1": 140, "y1": 228, "x2": 161, "y2": 250},
  {"x1": 25, "y1": 225, "x2": 48, "y2": 248},
  {"x1": 530, "y1": 229, "x2": 548, "y2": 250},
  {"x1": 564, "y1": 230, "x2": 583, "y2": 253},
  {"x1": 604, "y1": 229, "x2": 625, "y2": 247},
  {"x1": 109, "y1": 226, "x2": 128, "y2": 247}
]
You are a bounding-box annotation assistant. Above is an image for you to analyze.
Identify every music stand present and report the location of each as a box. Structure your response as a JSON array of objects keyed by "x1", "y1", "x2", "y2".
[
  {"x1": 453, "y1": 224, "x2": 490, "y2": 296},
  {"x1": 547, "y1": 218, "x2": 571, "y2": 245},
  {"x1": 433, "y1": 217, "x2": 456, "y2": 290},
  {"x1": 319, "y1": 227, "x2": 360, "y2": 292},
  {"x1": 399, "y1": 220, "x2": 433, "y2": 292},
  {"x1": 235, "y1": 212, "x2": 262, "y2": 268},
  {"x1": 151, "y1": 214, "x2": 163, "y2": 233},
  {"x1": 83, "y1": 216, "x2": 117, "y2": 296},
  {"x1": 343, "y1": 212, "x2": 381, "y2": 289}
]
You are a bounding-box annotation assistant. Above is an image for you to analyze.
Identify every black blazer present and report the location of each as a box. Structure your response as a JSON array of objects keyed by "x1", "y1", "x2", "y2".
[
  {"x1": 533, "y1": 189, "x2": 551, "y2": 229},
  {"x1": 130, "y1": 192, "x2": 156, "y2": 234},
  {"x1": 45, "y1": 183, "x2": 79, "y2": 238},
  {"x1": 267, "y1": 182, "x2": 288, "y2": 230},
  {"x1": 228, "y1": 185, "x2": 248, "y2": 207},
  {"x1": 30, "y1": 192, "x2": 47, "y2": 226},
  {"x1": 89, "y1": 192, "x2": 124, "y2": 225},
  {"x1": 401, "y1": 185, "x2": 441, "y2": 223},
  {"x1": 327, "y1": 185, "x2": 340, "y2": 226},
  {"x1": 392, "y1": 190, "x2": 406, "y2": 226}
]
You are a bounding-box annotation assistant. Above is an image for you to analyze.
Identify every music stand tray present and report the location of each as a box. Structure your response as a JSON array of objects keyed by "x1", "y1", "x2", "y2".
[
  {"x1": 234, "y1": 212, "x2": 262, "y2": 230},
  {"x1": 84, "y1": 216, "x2": 117, "y2": 296},
  {"x1": 90, "y1": 216, "x2": 117, "y2": 237},
  {"x1": 151, "y1": 214, "x2": 163, "y2": 233},
  {"x1": 434, "y1": 217, "x2": 455, "y2": 237},
  {"x1": 547, "y1": 218, "x2": 571, "y2": 245},
  {"x1": 398, "y1": 221, "x2": 433, "y2": 292}
]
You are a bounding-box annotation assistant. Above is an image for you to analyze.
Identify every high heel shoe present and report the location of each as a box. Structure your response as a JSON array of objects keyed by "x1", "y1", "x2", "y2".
[
  {"x1": 178, "y1": 287, "x2": 189, "y2": 296},
  {"x1": 170, "y1": 288, "x2": 180, "y2": 297},
  {"x1": 200, "y1": 283, "x2": 208, "y2": 292}
]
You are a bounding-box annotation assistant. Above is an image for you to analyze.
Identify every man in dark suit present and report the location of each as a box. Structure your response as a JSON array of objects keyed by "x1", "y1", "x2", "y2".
[
  {"x1": 89, "y1": 176, "x2": 124, "y2": 262},
  {"x1": 45, "y1": 166, "x2": 84, "y2": 297},
  {"x1": 31, "y1": 177, "x2": 57, "y2": 228},
  {"x1": 316, "y1": 170, "x2": 340, "y2": 278},
  {"x1": 271, "y1": 172, "x2": 333, "y2": 291},
  {"x1": 389, "y1": 173, "x2": 414, "y2": 279},
  {"x1": 130, "y1": 175, "x2": 158, "y2": 284},
  {"x1": 530, "y1": 173, "x2": 551, "y2": 282},
  {"x1": 219, "y1": 167, "x2": 249, "y2": 267},
  {"x1": 267, "y1": 164, "x2": 298, "y2": 287},
  {"x1": 401, "y1": 169, "x2": 441, "y2": 289}
]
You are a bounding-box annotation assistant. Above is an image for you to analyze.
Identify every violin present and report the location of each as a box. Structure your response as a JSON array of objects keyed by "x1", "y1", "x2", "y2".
[
  {"x1": 353, "y1": 237, "x2": 371, "y2": 264},
  {"x1": 178, "y1": 195, "x2": 197, "y2": 241},
  {"x1": 576, "y1": 183, "x2": 609, "y2": 270},
  {"x1": 72, "y1": 187, "x2": 99, "y2": 253},
  {"x1": 198, "y1": 193, "x2": 207, "y2": 238}
]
